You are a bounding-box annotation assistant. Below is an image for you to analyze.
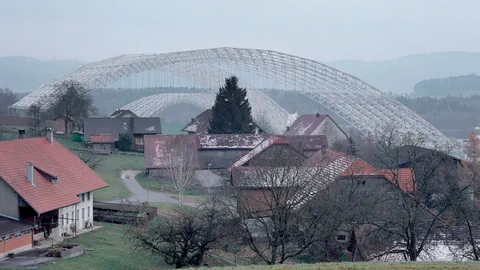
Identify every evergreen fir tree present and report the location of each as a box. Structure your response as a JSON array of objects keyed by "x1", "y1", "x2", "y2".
[{"x1": 208, "y1": 76, "x2": 255, "y2": 134}]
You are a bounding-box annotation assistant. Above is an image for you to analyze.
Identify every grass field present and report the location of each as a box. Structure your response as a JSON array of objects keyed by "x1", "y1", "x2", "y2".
[
  {"x1": 136, "y1": 172, "x2": 201, "y2": 196},
  {"x1": 38, "y1": 222, "x2": 167, "y2": 270},
  {"x1": 92, "y1": 155, "x2": 144, "y2": 201},
  {"x1": 212, "y1": 262, "x2": 480, "y2": 270}
]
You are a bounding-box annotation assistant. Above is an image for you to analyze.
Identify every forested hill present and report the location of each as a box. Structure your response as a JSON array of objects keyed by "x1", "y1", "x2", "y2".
[
  {"x1": 327, "y1": 51, "x2": 480, "y2": 94},
  {"x1": 414, "y1": 74, "x2": 480, "y2": 97},
  {"x1": 0, "y1": 56, "x2": 83, "y2": 92}
]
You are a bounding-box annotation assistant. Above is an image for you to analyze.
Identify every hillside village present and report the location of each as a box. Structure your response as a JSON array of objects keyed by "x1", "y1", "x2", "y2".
[{"x1": 1, "y1": 77, "x2": 480, "y2": 270}]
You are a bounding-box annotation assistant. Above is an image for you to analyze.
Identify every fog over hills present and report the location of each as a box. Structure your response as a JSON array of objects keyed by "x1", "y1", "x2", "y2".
[
  {"x1": 2, "y1": 52, "x2": 480, "y2": 95},
  {"x1": 327, "y1": 51, "x2": 480, "y2": 94},
  {"x1": 0, "y1": 56, "x2": 83, "y2": 92}
]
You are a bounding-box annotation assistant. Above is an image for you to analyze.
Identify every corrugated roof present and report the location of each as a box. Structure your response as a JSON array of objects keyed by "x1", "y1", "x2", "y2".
[
  {"x1": 181, "y1": 109, "x2": 212, "y2": 134},
  {"x1": 83, "y1": 117, "x2": 161, "y2": 141},
  {"x1": 284, "y1": 114, "x2": 327, "y2": 136},
  {"x1": 109, "y1": 109, "x2": 138, "y2": 118},
  {"x1": 0, "y1": 137, "x2": 108, "y2": 214},
  {"x1": 0, "y1": 216, "x2": 33, "y2": 237},
  {"x1": 197, "y1": 134, "x2": 269, "y2": 149},
  {"x1": 90, "y1": 134, "x2": 116, "y2": 143}
]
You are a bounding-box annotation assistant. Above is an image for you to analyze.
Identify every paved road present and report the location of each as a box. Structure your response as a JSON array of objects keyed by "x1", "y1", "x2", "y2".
[
  {"x1": 196, "y1": 170, "x2": 224, "y2": 188},
  {"x1": 0, "y1": 248, "x2": 56, "y2": 269},
  {"x1": 113, "y1": 176, "x2": 198, "y2": 207}
]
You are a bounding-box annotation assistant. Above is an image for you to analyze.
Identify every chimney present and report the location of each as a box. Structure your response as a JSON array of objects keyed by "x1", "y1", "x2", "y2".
[
  {"x1": 46, "y1": 128, "x2": 54, "y2": 144},
  {"x1": 191, "y1": 118, "x2": 195, "y2": 122},
  {"x1": 286, "y1": 126, "x2": 290, "y2": 131},
  {"x1": 18, "y1": 129, "x2": 25, "y2": 139},
  {"x1": 27, "y1": 163, "x2": 34, "y2": 186},
  {"x1": 316, "y1": 112, "x2": 320, "y2": 118}
]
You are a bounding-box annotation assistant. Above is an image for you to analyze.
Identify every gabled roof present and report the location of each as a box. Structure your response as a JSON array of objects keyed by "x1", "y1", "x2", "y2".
[
  {"x1": 197, "y1": 134, "x2": 269, "y2": 149},
  {"x1": 109, "y1": 109, "x2": 138, "y2": 118},
  {"x1": 283, "y1": 135, "x2": 328, "y2": 150},
  {"x1": 284, "y1": 114, "x2": 328, "y2": 136},
  {"x1": 181, "y1": 109, "x2": 212, "y2": 134},
  {"x1": 90, "y1": 134, "x2": 116, "y2": 143},
  {"x1": 83, "y1": 117, "x2": 162, "y2": 141},
  {"x1": 144, "y1": 135, "x2": 200, "y2": 169},
  {"x1": 0, "y1": 138, "x2": 108, "y2": 214},
  {"x1": 228, "y1": 136, "x2": 289, "y2": 171}
]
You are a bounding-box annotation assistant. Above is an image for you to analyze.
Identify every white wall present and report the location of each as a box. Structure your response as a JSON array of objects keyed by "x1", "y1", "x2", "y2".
[
  {"x1": 312, "y1": 116, "x2": 348, "y2": 147},
  {"x1": 56, "y1": 192, "x2": 94, "y2": 237}
]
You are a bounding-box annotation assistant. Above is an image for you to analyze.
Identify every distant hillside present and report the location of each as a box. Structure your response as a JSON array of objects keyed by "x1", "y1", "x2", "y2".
[
  {"x1": 414, "y1": 74, "x2": 480, "y2": 97},
  {"x1": 327, "y1": 51, "x2": 480, "y2": 94},
  {"x1": 0, "y1": 56, "x2": 83, "y2": 92}
]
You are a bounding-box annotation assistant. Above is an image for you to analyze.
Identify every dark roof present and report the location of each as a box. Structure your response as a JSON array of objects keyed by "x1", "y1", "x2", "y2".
[
  {"x1": 0, "y1": 216, "x2": 34, "y2": 237},
  {"x1": 83, "y1": 118, "x2": 130, "y2": 141},
  {"x1": 284, "y1": 114, "x2": 328, "y2": 136},
  {"x1": 109, "y1": 109, "x2": 138, "y2": 118},
  {"x1": 133, "y1": 117, "x2": 162, "y2": 134},
  {"x1": 83, "y1": 117, "x2": 161, "y2": 141},
  {"x1": 0, "y1": 137, "x2": 108, "y2": 214},
  {"x1": 90, "y1": 134, "x2": 116, "y2": 143},
  {"x1": 283, "y1": 135, "x2": 328, "y2": 150},
  {"x1": 181, "y1": 109, "x2": 212, "y2": 134},
  {"x1": 144, "y1": 135, "x2": 200, "y2": 169}
]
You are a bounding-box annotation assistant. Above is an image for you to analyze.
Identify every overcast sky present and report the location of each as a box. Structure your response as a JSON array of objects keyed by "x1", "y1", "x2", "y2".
[{"x1": 0, "y1": 0, "x2": 479, "y2": 62}]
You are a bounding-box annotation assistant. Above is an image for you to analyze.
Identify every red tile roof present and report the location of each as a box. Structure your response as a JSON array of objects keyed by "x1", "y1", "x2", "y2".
[
  {"x1": 377, "y1": 168, "x2": 415, "y2": 193},
  {"x1": 90, "y1": 134, "x2": 116, "y2": 143},
  {"x1": 284, "y1": 114, "x2": 328, "y2": 136},
  {"x1": 0, "y1": 137, "x2": 108, "y2": 214}
]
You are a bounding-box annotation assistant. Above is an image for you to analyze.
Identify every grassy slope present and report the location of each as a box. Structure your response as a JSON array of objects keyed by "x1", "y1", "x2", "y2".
[
  {"x1": 56, "y1": 136, "x2": 144, "y2": 201},
  {"x1": 38, "y1": 222, "x2": 167, "y2": 270},
  {"x1": 212, "y1": 262, "x2": 480, "y2": 270},
  {"x1": 136, "y1": 172, "x2": 201, "y2": 196}
]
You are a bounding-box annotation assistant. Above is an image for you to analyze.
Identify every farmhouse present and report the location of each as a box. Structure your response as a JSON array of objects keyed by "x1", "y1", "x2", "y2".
[
  {"x1": 0, "y1": 130, "x2": 108, "y2": 248},
  {"x1": 285, "y1": 113, "x2": 348, "y2": 147},
  {"x1": 83, "y1": 117, "x2": 162, "y2": 152},
  {"x1": 182, "y1": 109, "x2": 264, "y2": 134}
]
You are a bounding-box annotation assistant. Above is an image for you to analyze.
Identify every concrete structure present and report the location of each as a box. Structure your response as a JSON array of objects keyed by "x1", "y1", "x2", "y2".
[
  {"x1": 0, "y1": 130, "x2": 107, "y2": 242},
  {"x1": 0, "y1": 216, "x2": 34, "y2": 259},
  {"x1": 285, "y1": 114, "x2": 349, "y2": 147}
]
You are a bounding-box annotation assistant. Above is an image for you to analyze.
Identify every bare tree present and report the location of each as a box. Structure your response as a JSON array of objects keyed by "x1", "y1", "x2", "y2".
[
  {"x1": 78, "y1": 151, "x2": 105, "y2": 170},
  {"x1": 360, "y1": 127, "x2": 458, "y2": 261},
  {"x1": 48, "y1": 80, "x2": 97, "y2": 134},
  {"x1": 27, "y1": 103, "x2": 42, "y2": 137},
  {"x1": 227, "y1": 147, "x2": 360, "y2": 264},
  {"x1": 0, "y1": 88, "x2": 18, "y2": 114},
  {"x1": 164, "y1": 137, "x2": 197, "y2": 206},
  {"x1": 127, "y1": 196, "x2": 232, "y2": 268}
]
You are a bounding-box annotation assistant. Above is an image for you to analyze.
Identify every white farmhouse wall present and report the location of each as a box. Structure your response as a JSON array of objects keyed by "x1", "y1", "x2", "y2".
[
  {"x1": 312, "y1": 117, "x2": 348, "y2": 147},
  {"x1": 55, "y1": 192, "x2": 94, "y2": 237}
]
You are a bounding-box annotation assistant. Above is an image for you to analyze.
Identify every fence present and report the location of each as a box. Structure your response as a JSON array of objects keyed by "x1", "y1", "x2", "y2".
[
  {"x1": 93, "y1": 201, "x2": 157, "y2": 224},
  {"x1": 69, "y1": 147, "x2": 144, "y2": 157}
]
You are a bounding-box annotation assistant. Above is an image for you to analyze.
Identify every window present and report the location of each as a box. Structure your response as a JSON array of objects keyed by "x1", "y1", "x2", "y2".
[
  {"x1": 71, "y1": 211, "x2": 74, "y2": 221},
  {"x1": 87, "y1": 192, "x2": 91, "y2": 200},
  {"x1": 88, "y1": 206, "x2": 90, "y2": 218},
  {"x1": 18, "y1": 196, "x2": 28, "y2": 207},
  {"x1": 82, "y1": 208, "x2": 85, "y2": 220},
  {"x1": 336, "y1": 233, "x2": 348, "y2": 242},
  {"x1": 81, "y1": 193, "x2": 85, "y2": 201},
  {"x1": 66, "y1": 213, "x2": 69, "y2": 224},
  {"x1": 61, "y1": 214, "x2": 64, "y2": 226},
  {"x1": 77, "y1": 210, "x2": 80, "y2": 221},
  {"x1": 135, "y1": 137, "x2": 144, "y2": 145},
  {"x1": 14, "y1": 232, "x2": 21, "y2": 237}
]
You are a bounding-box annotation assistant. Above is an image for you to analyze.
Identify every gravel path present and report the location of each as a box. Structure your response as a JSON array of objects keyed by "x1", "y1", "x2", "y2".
[{"x1": 111, "y1": 170, "x2": 198, "y2": 207}]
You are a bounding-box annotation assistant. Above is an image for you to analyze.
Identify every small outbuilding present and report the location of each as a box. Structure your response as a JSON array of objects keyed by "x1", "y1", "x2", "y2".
[{"x1": 90, "y1": 134, "x2": 115, "y2": 154}]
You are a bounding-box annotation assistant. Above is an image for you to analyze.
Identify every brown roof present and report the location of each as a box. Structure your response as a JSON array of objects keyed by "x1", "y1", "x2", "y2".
[
  {"x1": 0, "y1": 137, "x2": 108, "y2": 214},
  {"x1": 181, "y1": 109, "x2": 212, "y2": 134},
  {"x1": 90, "y1": 134, "x2": 116, "y2": 143},
  {"x1": 284, "y1": 114, "x2": 328, "y2": 135},
  {"x1": 144, "y1": 135, "x2": 200, "y2": 169},
  {"x1": 0, "y1": 215, "x2": 33, "y2": 237}
]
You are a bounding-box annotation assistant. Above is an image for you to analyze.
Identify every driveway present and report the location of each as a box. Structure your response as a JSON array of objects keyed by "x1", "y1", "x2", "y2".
[
  {"x1": 0, "y1": 248, "x2": 56, "y2": 269},
  {"x1": 195, "y1": 170, "x2": 224, "y2": 188},
  {"x1": 111, "y1": 170, "x2": 198, "y2": 207}
]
